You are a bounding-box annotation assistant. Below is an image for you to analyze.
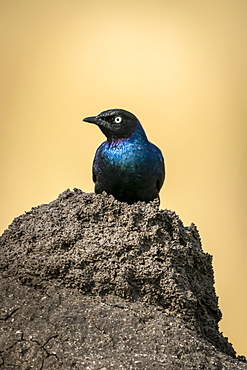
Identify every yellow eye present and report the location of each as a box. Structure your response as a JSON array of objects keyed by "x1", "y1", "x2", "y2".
[{"x1": 114, "y1": 116, "x2": 122, "y2": 123}]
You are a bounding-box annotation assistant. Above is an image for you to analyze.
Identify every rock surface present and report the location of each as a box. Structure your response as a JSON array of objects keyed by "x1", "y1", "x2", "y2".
[{"x1": 0, "y1": 189, "x2": 246, "y2": 369}]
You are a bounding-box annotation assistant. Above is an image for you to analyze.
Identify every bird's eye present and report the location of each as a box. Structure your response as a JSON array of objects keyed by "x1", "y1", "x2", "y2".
[{"x1": 114, "y1": 116, "x2": 122, "y2": 124}]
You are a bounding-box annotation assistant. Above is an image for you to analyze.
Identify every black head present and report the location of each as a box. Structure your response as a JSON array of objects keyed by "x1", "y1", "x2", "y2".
[{"x1": 83, "y1": 109, "x2": 138, "y2": 140}]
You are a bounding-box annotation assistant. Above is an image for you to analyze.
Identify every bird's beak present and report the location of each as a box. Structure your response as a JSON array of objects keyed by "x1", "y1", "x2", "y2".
[{"x1": 83, "y1": 116, "x2": 99, "y2": 124}]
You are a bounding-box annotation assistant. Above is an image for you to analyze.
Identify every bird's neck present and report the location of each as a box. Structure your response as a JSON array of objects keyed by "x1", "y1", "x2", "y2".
[
  {"x1": 108, "y1": 138, "x2": 125, "y2": 147},
  {"x1": 132, "y1": 121, "x2": 148, "y2": 141},
  {"x1": 107, "y1": 122, "x2": 148, "y2": 147}
]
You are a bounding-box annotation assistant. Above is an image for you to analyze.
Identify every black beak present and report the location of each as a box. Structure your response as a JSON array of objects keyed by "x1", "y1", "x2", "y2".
[{"x1": 83, "y1": 116, "x2": 98, "y2": 124}]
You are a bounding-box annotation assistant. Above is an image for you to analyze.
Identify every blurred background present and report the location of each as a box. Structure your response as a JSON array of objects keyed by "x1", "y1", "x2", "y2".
[{"x1": 1, "y1": 0, "x2": 246, "y2": 356}]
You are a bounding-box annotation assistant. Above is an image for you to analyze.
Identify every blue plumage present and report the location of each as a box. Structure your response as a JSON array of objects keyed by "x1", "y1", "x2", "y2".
[{"x1": 83, "y1": 109, "x2": 165, "y2": 204}]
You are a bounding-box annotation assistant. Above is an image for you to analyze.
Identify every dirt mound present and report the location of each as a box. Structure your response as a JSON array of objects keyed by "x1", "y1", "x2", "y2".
[{"x1": 1, "y1": 189, "x2": 246, "y2": 369}]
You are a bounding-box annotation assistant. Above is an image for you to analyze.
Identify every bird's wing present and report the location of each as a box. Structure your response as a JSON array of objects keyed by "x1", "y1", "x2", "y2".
[
  {"x1": 156, "y1": 151, "x2": 165, "y2": 192},
  {"x1": 92, "y1": 168, "x2": 96, "y2": 183},
  {"x1": 92, "y1": 158, "x2": 97, "y2": 183}
]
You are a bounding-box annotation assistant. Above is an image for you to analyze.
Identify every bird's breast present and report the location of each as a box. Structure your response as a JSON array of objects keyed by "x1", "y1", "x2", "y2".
[{"x1": 97, "y1": 141, "x2": 148, "y2": 173}]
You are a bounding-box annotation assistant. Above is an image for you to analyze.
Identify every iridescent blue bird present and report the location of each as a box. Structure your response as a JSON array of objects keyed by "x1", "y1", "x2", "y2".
[{"x1": 83, "y1": 109, "x2": 165, "y2": 204}]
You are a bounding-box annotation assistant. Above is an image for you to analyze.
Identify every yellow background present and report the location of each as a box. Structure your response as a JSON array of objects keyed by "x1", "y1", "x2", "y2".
[{"x1": 1, "y1": 0, "x2": 246, "y2": 356}]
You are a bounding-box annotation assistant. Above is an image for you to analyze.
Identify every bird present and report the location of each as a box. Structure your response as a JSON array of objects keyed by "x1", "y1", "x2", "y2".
[{"x1": 83, "y1": 108, "x2": 165, "y2": 204}]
